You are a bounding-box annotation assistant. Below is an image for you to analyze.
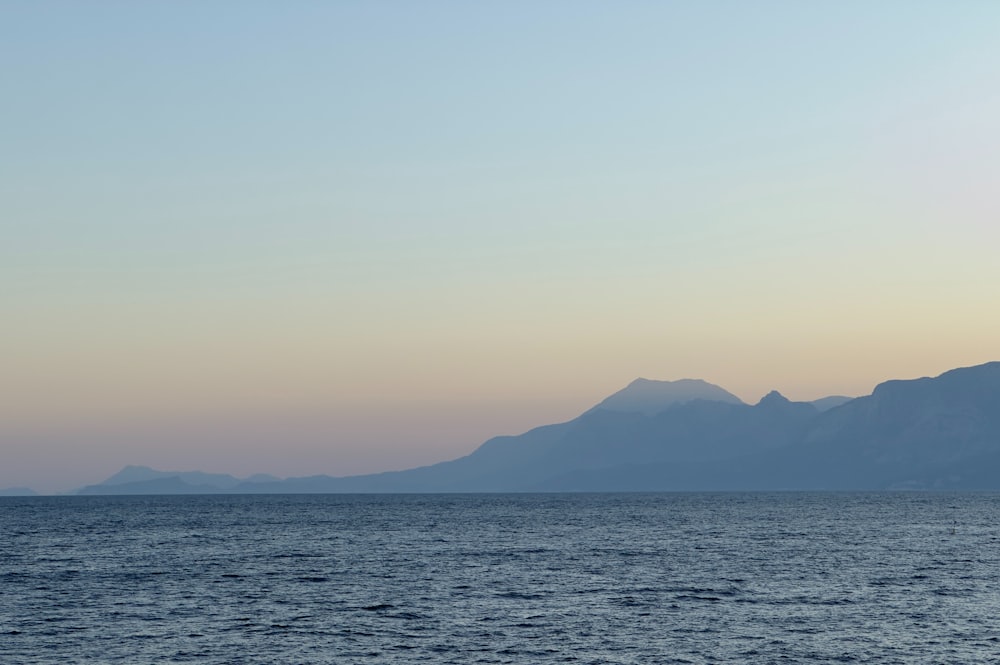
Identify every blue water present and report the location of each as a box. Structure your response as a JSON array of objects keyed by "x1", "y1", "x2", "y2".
[{"x1": 2, "y1": 492, "x2": 999, "y2": 663}]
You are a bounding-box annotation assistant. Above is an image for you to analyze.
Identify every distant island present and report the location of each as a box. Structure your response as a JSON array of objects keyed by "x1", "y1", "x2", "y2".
[{"x1": 32, "y1": 361, "x2": 1000, "y2": 495}]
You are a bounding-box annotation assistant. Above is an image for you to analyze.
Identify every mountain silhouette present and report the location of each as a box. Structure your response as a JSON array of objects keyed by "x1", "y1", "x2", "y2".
[{"x1": 79, "y1": 362, "x2": 1000, "y2": 494}]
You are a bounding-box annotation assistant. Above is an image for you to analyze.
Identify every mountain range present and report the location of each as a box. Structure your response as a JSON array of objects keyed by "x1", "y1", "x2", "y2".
[{"x1": 54, "y1": 361, "x2": 1000, "y2": 495}]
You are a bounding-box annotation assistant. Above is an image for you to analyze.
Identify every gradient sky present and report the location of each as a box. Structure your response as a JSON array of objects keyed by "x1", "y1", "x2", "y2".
[{"x1": 4, "y1": 2, "x2": 1000, "y2": 493}]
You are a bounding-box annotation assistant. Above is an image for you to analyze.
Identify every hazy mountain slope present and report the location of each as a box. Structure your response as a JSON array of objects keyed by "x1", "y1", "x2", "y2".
[
  {"x1": 530, "y1": 392, "x2": 815, "y2": 474},
  {"x1": 786, "y1": 361, "x2": 1000, "y2": 489},
  {"x1": 809, "y1": 396, "x2": 854, "y2": 412}
]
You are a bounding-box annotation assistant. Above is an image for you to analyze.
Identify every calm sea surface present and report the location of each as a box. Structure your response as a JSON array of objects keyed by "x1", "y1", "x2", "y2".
[{"x1": 2, "y1": 492, "x2": 999, "y2": 664}]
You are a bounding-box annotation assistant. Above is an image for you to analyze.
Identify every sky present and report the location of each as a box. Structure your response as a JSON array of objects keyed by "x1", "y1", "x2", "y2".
[{"x1": 3, "y1": 2, "x2": 1000, "y2": 493}]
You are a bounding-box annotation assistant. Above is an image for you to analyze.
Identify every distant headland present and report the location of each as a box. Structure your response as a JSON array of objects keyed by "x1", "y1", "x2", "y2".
[{"x1": 9, "y1": 361, "x2": 1000, "y2": 496}]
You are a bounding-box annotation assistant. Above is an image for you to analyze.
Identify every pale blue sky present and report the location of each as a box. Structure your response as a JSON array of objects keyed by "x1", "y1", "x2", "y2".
[{"x1": 3, "y1": 2, "x2": 1000, "y2": 492}]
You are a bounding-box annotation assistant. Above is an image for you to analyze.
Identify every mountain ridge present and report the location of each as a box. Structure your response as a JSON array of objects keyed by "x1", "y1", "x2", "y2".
[{"x1": 40, "y1": 361, "x2": 1000, "y2": 495}]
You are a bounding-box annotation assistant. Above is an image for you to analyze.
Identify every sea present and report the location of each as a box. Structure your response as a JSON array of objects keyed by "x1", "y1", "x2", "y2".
[{"x1": 2, "y1": 492, "x2": 999, "y2": 664}]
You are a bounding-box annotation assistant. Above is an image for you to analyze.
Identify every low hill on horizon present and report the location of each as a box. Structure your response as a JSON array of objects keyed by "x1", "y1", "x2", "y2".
[
  {"x1": 0, "y1": 487, "x2": 38, "y2": 497},
  {"x1": 75, "y1": 466, "x2": 281, "y2": 496}
]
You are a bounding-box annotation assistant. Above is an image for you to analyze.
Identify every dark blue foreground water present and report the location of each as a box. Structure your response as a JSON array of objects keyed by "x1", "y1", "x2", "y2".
[{"x1": 2, "y1": 493, "x2": 999, "y2": 664}]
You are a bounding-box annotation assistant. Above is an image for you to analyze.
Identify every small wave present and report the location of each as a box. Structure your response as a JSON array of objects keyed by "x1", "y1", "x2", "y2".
[
  {"x1": 495, "y1": 591, "x2": 546, "y2": 600},
  {"x1": 361, "y1": 603, "x2": 394, "y2": 611},
  {"x1": 612, "y1": 595, "x2": 646, "y2": 607},
  {"x1": 385, "y1": 611, "x2": 423, "y2": 620}
]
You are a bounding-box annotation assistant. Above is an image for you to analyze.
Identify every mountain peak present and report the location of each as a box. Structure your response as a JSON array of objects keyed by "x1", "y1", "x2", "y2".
[
  {"x1": 101, "y1": 465, "x2": 163, "y2": 485},
  {"x1": 589, "y1": 377, "x2": 744, "y2": 416},
  {"x1": 757, "y1": 390, "x2": 790, "y2": 406}
]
